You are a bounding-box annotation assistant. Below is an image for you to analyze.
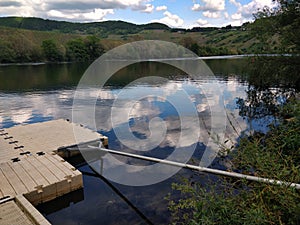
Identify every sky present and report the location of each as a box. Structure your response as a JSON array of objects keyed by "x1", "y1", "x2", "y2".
[{"x1": 0, "y1": 0, "x2": 277, "y2": 28}]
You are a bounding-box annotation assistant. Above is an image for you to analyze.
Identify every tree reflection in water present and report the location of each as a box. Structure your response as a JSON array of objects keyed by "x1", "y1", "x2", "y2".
[{"x1": 236, "y1": 56, "x2": 299, "y2": 133}]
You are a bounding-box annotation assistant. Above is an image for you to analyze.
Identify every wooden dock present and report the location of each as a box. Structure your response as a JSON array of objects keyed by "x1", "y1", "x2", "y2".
[
  {"x1": 0, "y1": 195, "x2": 51, "y2": 225},
  {"x1": 0, "y1": 119, "x2": 108, "y2": 225}
]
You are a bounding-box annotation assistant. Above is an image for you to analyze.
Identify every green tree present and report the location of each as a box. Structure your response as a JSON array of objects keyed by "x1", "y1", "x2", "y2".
[
  {"x1": 276, "y1": 0, "x2": 300, "y2": 52},
  {"x1": 41, "y1": 39, "x2": 63, "y2": 62},
  {"x1": 65, "y1": 37, "x2": 104, "y2": 62},
  {"x1": 251, "y1": 0, "x2": 300, "y2": 53},
  {"x1": 65, "y1": 38, "x2": 89, "y2": 62},
  {"x1": 84, "y1": 36, "x2": 104, "y2": 60},
  {"x1": 190, "y1": 43, "x2": 200, "y2": 55},
  {"x1": 0, "y1": 40, "x2": 16, "y2": 63},
  {"x1": 10, "y1": 36, "x2": 42, "y2": 62}
]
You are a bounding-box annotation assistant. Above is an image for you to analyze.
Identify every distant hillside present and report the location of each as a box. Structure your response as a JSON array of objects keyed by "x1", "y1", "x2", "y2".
[
  {"x1": 0, "y1": 17, "x2": 170, "y2": 37},
  {"x1": 0, "y1": 16, "x2": 286, "y2": 63}
]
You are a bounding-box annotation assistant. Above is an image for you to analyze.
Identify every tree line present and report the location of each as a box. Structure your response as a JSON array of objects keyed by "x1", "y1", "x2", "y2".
[
  {"x1": 0, "y1": 35, "x2": 104, "y2": 63},
  {"x1": 0, "y1": 17, "x2": 169, "y2": 37}
]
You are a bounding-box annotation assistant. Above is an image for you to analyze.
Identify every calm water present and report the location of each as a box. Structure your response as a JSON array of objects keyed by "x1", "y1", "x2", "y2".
[{"x1": 0, "y1": 58, "x2": 272, "y2": 224}]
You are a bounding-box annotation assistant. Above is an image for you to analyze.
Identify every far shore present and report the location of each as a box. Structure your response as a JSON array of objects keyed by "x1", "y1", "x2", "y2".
[{"x1": 1, "y1": 54, "x2": 297, "y2": 67}]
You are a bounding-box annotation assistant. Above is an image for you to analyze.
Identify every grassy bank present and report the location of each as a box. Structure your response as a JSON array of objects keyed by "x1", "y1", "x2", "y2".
[{"x1": 167, "y1": 98, "x2": 300, "y2": 225}]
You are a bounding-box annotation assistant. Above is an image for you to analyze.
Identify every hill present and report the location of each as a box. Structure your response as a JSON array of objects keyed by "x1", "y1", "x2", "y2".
[
  {"x1": 0, "y1": 17, "x2": 170, "y2": 37},
  {"x1": 0, "y1": 16, "x2": 286, "y2": 63}
]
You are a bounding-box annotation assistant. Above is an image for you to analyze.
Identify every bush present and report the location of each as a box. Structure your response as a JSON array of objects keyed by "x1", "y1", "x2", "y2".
[
  {"x1": 65, "y1": 36, "x2": 104, "y2": 62},
  {"x1": 167, "y1": 100, "x2": 300, "y2": 225},
  {"x1": 0, "y1": 40, "x2": 16, "y2": 63},
  {"x1": 42, "y1": 39, "x2": 64, "y2": 62}
]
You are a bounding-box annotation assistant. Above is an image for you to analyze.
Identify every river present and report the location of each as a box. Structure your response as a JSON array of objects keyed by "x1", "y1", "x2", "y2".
[{"x1": 0, "y1": 57, "x2": 283, "y2": 224}]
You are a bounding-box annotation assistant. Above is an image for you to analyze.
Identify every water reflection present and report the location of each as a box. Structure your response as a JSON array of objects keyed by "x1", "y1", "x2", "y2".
[
  {"x1": 0, "y1": 63, "x2": 88, "y2": 92},
  {"x1": 0, "y1": 90, "x2": 74, "y2": 128},
  {"x1": 0, "y1": 59, "x2": 249, "y2": 225}
]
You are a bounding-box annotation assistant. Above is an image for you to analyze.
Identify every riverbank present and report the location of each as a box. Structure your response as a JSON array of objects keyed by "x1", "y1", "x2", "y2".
[
  {"x1": 1, "y1": 54, "x2": 298, "y2": 67},
  {"x1": 168, "y1": 98, "x2": 300, "y2": 225}
]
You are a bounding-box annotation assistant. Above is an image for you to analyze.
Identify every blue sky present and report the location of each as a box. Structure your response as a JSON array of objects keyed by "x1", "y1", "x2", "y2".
[{"x1": 0, "y1": 0, "x2": 276, "y2": 27}]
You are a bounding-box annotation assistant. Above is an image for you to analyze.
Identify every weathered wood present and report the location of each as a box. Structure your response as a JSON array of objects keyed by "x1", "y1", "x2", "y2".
[
  {"x1": 0, "y1": 165, "x2": 16, "y2": 197},
  {"x1": 6, "y1": 119, "x2": 103, "y2": 153},
  {"x1": 0, "y1": 196, "x2": 52, "y2": 225},
  {"x1": 9, "y1": 162, "x2": 37, "y2": 193},
  {"x1": 0, "y1": 119, "x2": 107, "y2": 224},
  {"x1": 0, "y1": 199, "x2": 34, "y2": 225},
  {"x1": 15, "y1": 195, "x2": 52, "y2": 225}
]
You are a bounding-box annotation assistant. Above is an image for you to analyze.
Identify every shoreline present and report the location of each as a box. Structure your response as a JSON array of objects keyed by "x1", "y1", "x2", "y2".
[{"x1": 0, "y1": 54, "x2": 297, "y2": 66}]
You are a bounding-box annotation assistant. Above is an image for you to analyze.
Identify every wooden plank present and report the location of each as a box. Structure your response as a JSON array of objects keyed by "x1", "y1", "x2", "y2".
[
  {"x1": 0, "y1": 200, "x2": 33, "y2": 225},
  {"x1": 50, "y1": 153, "x2": 78, "y2": 175},
  {"x1": 0, "y1": 164, "x2": 16, "y2": 196},
  {"x1": 21, "y1": 157, "x2": 59, "y2": 205},
  {"x1": 0, "y1": 188, "x2": 4, "y2": 199},
  {"x1": 46, "y1": 153, "x2": 83, "y2": 191},
  {"x1": 0, "y1": 138, "x2": 19, "y2": 163},
  {"x1": 7, "y1": 119, "x2": 102, "y2": 154},
  {"x1": 9, "y1": 162, "x2": 37, "y2": 193},
  {"x1": 0, "y1": 120, "x2": 92, "y2": 205},
  {"x1": 38, "y1": 154, "x2": 72, "y2": 195},
  {"x1": 46, "y1": 153, "x2": 76, "y2": 176},
  {"x1": 15, "y1": 195, "x2": 52, "y2": 225},
  {"x1": 26, "y1": 156, "x2": 59, "y2": 184},
  {"x1": 40, "y1": 155, "x2": 67, "y2": 180},
  {"x1": 0, "y1": 163, "x2": 27, "y2": 195},
  {"x1": 19, "y1": 158, "x2": 49, "y2": 187}
]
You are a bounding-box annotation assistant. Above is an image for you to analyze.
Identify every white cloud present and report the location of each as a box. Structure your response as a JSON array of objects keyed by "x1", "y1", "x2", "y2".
[
  {"x1": 47, "y1": 8, "x2": 114, "y2": 21},
  {"x1": 0, "y1": 0, "x2": 153, "y2": 22},
  {"x1": 196, "y1": 18, "x2": 208, "y2": 26},
  {"x1": 224, "y1": 0, "x2": 276, "y2": 26},
  {"x1": 0, "y1": 0, "x2": 278, "y2": 26},
  {"x1": 240, "y1": 0, "x2": 275, "y2": 18},
  {"x1": 152, "y1": 11, "x2": 184, "y2": 27},
  {"x1": 229, "y1": 0, "x2": 242, "y2": 8},
  {"x1": 203, "y1": 11, "x2": 221, "y2": 18},
  {"x1": 156, "y1": 5, "x2": 167, "y2": 11},
  {"x1": 191, "y1": 0, "x2": 225, "y2": 12},
  {"x1": 224, "y1": 12, "x2": 229, "y2": 19},
  {"x1": 229, "y1": 0, "x2": 275, "y2": 19},
  {"x1": 11, "y1": 109, "x2": 32, "y2": 124},
  {"x1": 191, "y1": 3, "x2": 201, "y2": 11},
  {"x1": 142, "y1": 4, "x2": 154, "y2": 13},
  {"x1": 231, "y1": 12, "x2": 242, "y2": 20}
]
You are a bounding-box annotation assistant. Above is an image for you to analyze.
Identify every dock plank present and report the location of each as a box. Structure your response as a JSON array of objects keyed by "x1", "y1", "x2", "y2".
[
  {"x1": 27, "y1": 156, "x2": 59, "y2": 184},
  {"x1": 39, "y1": 155, "x2": 67, "y2": 180},
  {"x1": 0, "y1": 163, "x2": 27, "y2": 195},
  {"x1": 19, "y1": 158, "x2": 49, "y2": 187},
  {"x1": 45, "y1": 153, "x2": 78, "y2": 178},
  {"x1": 0, "y1": 164, "x2": 17, "y2": 197},
  {"x1": 38, "y1": 154, "x2": 73, "y2": 195},
  {"x1": 10, "y1": 161, "x2": 37, "y2": 193},
  {"x1": 0, "y1": 137, "x2": 18, "y2": 163},
  {"x1": 46, "y1": 153, "x2": 83, "y2": 191},
  {"x1": 15, "y1": 195, "x2": 52, "y2": 225},
  {"x1": 50, "y1": 153, "x2": 78, "y2": 175},
  {"x1": 0, "y1": 200, "x2": 33, "y2": 225},
  {"x1": 0, "y1": 119, "x2": 100, "y2": 224},
  {"x1": 7, "y1": 119, "x2": 102, "y2": 153}
]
